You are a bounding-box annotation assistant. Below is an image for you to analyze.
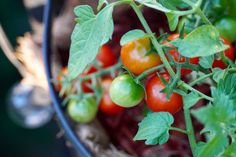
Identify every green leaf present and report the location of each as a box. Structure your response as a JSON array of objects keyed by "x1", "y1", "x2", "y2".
[
  {"x1": 68, "y1": 5, "x2": 114, "y2": 80},
  {"x1": 177, "y1": 25, "x2": 228, "y2": 58},
  {"x1": 120, "y1": 29, "x2": 146, "y2": 46},
  {"x1": 183, "y1": 92, "x2": 201, "y2": 109},
  {"x1": 195, "y1": 142, "x2": 206, "y2": 156},
  {"x1": 198, "y1": 133, "x2": 228, "y2": 157},
  {"x1": 199, "y1": 55, "x2": 214, "y2": 69},
  {"x1": 135, "y1": 0, "x2": 172, "y2": 13},
  {"x1": 74, "y1": 5, "x2": 95, "y2": 24},
  {"x1": 136, "y1": 0, "x2": 188, "y2": 12},
  {"x1": 133, "y1": 112, "x2": 174, "y2": 145},
  {"x1": 192, "y1": 74, "x2": 236, "y2": 133},
  {"x1": 158, "y1": 0, "x2": 189, "y2": 9},
  {"x1": 212, "y1": 68, "x2": 226, "y2": 83},
  {"x1": 166, "y1": 12, "x2": 179, "y2": 31},
  {"x1": 222, "y1": 141, "x2": 236, "y2": 157}
]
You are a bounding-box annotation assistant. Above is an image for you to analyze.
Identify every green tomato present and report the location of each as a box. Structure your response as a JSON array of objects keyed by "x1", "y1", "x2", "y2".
[
  {"x1": 215, "y1": 16, "x2": 236, "y2": 42},
  {"x1": 109, "y1": 74, "x2": 144, "y2": 108},
  {"x1": 67, "y1": 95, "x2": 97, "y2": 123}
]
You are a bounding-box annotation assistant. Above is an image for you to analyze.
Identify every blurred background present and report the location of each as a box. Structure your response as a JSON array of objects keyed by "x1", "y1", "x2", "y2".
[{"x1": 0, "y1": 0, "x2": 71, "y2": 156}]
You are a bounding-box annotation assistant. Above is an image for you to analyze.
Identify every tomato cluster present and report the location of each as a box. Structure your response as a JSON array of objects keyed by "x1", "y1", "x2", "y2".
[{"x1": 58, "y1": 33, "x2": 235, "y2": 123}]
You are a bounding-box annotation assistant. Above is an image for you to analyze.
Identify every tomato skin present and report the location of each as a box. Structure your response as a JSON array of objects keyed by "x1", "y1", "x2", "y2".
[
  {"x1": 215, "y1": 17, "x2": 236, "y2": 42},
  {"x1": 145, "y1": 73, "x2": 183, "y2": 114},
  {"x1": 165, "y1": 34, "x2": 199, "y2": 75},
  {"x1": 121, "y1": 37, "x2": 162, "y2": 75},
  {"x1": 99, "y1": 78, "x2": 125, "y2": 115},
  {"x1": 82, "y1": 45, "x2": 117, "y2": 93},
  {"x1": 109, "y1": 74, "x2": 145, "y2": 108},
  {"x1": 67, "y1": 95, "x2": 97, "y2": 123},
  {"x1": 213, "y1": 37, "x2": 235, "y2": 69}
]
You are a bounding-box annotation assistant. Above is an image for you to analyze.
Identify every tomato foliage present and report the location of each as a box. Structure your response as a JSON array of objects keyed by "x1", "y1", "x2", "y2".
[{"x1": 59, "y1": 0, "x2": 236, "y2": 156}]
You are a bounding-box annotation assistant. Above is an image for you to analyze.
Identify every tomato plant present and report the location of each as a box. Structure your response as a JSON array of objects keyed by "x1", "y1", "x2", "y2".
[
  {"x1": 109, "y1": 74, "x2": 144, "y2": 107},
  {"x1": 121, "y1": 37, "x2": 162, "y2": 75},
  {"x1": 146, "y1": 73, "x2": 183, "y2": 114},
  {"x1": 63, "y1": 0, "x2": 236, "y2": 156},
  {"x1": 99, "y1": 78, "x2": 125, "y2": 115},
  {"x1": 67, "y1": 95, "x2": 97, "y2": 123}
]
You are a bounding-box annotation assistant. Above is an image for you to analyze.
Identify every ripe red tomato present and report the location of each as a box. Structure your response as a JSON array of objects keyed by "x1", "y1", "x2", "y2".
[
  {"x1": 145, "y1": 73, "x2": 183, "y2": 114},
  {"x1": 121, "y1": 37, "x2": 162, "y2": 75},
  {"x1": 212, "y1": 37, "x2": 235, "y2": 69},
  {"x1": 165, "y1": 34, "x2": 199, "y2": 75},
  {"x1": 99, "y1": 78, "x2": 125, "y2": 115},
  {"x1": 81, "y1": 45, "x2": 117, "y2": 93}
]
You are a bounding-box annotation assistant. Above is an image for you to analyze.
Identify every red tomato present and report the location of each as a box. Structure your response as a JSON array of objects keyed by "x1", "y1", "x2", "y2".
[
  {"x1": 81, "y1": 45, "x2": 117, "y2": 93},
  {"x1": 145, "y1": 73, "x2": 183, "y2": 114},
  {"x1": 165, "y1": 34, "x2": 199, "y2": 75},
  {"x1": 121, "y1": 37, "x2": 162, "y2": 75},
  {"x1": 99, "y1": 78, "x2": 125, "y2": 115},
  {"x1": 213, "y1": 37, "x2": 235, "y2": 69}
]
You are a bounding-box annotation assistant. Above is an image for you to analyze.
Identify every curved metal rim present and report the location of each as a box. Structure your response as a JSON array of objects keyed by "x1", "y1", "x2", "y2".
[{"x1": 42, "y1": 0, "x2": 93, "y2": 156}]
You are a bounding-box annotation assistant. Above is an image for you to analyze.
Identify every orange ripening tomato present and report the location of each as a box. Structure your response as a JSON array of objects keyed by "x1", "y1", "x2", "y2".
[
  {"x1": 121, "y1": 37, "x2": 162, "y2": 75},
  {"x1": 145, "y1": 72, "x2": 183, "y2": 114},
  {"x1": 99, "y1": 78, "x2": 125, "y2": 115},
  {"x1": 213, "y1": 37, "x2": 235, "y2": 69},
  {"x1": 164, "y1": 34, "x2": 199, "y2": 75}
]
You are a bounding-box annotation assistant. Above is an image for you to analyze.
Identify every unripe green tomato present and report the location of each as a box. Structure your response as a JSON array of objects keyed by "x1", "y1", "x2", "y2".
[
  {"x1": 67, "y1": 95, "x2": 97, "y2": 123},
  {"x1": 215, "y1": 16, "x2": 236, "y2": 42},
  {"x1": 109, "y1": 74, "x2": 144, "y2": 108}
]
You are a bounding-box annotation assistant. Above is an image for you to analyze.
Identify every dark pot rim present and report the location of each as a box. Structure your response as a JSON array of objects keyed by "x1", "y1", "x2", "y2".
[{"x1": 42, "y1": 0, "x2": 92, "y2": 156}]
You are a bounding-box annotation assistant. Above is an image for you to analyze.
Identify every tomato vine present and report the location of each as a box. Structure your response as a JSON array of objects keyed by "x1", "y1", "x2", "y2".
[{"x1": 56, "y1": 0, "x2": 236, "y2": 156}]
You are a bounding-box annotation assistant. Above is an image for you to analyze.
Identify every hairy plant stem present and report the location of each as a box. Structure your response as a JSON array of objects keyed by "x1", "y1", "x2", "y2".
[
  {"x1": 189, "y1": 73, "x2": 213, "y2": 86},
  {"x1": 196, "y1": 8, "x2": 212, "y2": 25},
  {"x1": 135, "y1": 64, "x2": 165, "y2": 81},
  {"x1": 184, "y1": 108, "x2": 197, "y2": 157},
  {"x1": 170, "y1": 127, "x2": 188, "y2": 134},
  {"x1": 79, "y1": 62, "x2": 122, "y2": 82}
]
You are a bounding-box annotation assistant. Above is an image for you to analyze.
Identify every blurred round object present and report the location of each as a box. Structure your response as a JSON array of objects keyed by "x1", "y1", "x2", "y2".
[{"x1": 7, "y1": 81, "x2": 54, "y2": 129}]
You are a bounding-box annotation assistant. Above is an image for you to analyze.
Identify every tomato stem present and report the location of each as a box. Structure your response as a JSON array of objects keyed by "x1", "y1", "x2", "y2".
[
  {"x1": 180, "y1": 81, "x2": 213, "y2": 101},
  {"x1": 170, "y1": 127, "x2": 188, "y2": 134},
  {"x1": 189, "y1": 73, "x2": 213, "y2": 86},
  {"x1": 196, "y1": 8, "x2": 212, "y2": 25},
  {"x1": 79, "y1": 62, "x2": 122, "y2": 82},
  {"x1": 135, "y1": 64, "x2": 165, "y2": 81},
  {"x1": 184, "y1": 108, "x2": 197, "y2": 157}
]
